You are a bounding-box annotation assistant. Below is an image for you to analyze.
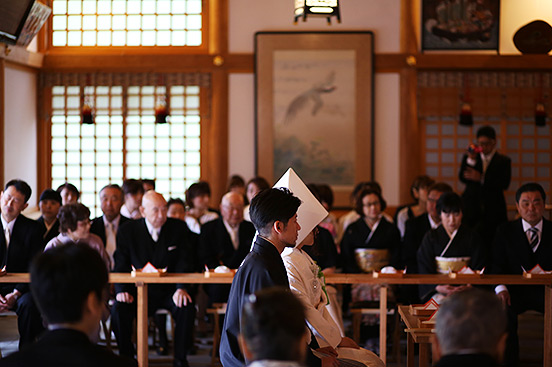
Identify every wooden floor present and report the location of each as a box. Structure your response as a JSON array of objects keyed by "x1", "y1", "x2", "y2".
[{"x1": 0, "y1": 310, "x2": 544, "y2": 366}]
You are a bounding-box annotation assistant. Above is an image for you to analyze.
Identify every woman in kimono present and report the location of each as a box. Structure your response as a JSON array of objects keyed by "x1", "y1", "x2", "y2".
[
  {"x1": 341, "y1": 188, "x2": 401, "y2": 274},
  {"x1": 417, "y1": 192, "x2": 486, "y2": 303},
  {"x1": 282, "y1": 229, "x2": 385, "y2": 367}
]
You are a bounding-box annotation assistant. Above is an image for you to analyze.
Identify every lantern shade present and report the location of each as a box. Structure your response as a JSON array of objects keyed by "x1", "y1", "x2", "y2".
[{"x1": 294, "y1": 0, "x2": 341, "y2": 24}]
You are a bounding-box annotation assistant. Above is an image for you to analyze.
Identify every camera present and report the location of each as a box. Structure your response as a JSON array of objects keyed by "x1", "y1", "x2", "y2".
[{"x1": 467, "y1": 143, "x2": 483, "y2": 154}]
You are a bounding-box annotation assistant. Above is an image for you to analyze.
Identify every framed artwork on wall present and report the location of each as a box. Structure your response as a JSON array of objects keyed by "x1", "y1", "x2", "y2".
[
  {"x1": 421, "y1": 0, "x2": 500, "y2": 51},
  {"x1": 254, "y1": 31, "x2": 374, "y2": 207}
]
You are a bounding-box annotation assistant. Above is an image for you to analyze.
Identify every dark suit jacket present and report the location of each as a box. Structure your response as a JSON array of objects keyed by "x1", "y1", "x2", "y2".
[
  {"x1": 219, "y1": 236, "x2": 290, "y2": 367},
  {"x1": 113, "y1": 218, "x2": 198, "y2": 296},
  {"x1": 0, "y1": 215, "x2": 43, "y2": 295},
  {"x1": 90, "y1": 214, "x2": 130, "y2": 248},
  {"x1": 0, "y1": 328, "x2": 137, "y2": 367},
  {"x1": 402, "y1": 213, "x2": 432, "y2": 274},
  {"x1": 340, "y1": 216, "x2": 401, "y2": 273},
  {"x1": 489, "y1": 218, "x2": 552, "y2": 313},
  {"x1": 198, "y1": 218, "x2": 255, "y2": 270},
  {"x1": 459, "y1": 152, "x2": 511, "y2": 240},
  {"x1": 37, "y1": 216, "x2": 60, "y2": 247},
  {"x1": 434, "y1": 353, "x2": 497, "y2": 367}
]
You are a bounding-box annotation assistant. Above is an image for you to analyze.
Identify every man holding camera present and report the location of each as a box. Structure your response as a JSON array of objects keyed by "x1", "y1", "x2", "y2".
[{"x1": 459, "y1": 125, "x2": 511, "y2": 243}]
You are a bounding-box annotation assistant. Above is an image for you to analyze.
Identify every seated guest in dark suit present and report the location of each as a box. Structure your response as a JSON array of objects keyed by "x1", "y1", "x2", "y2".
[
  {"x1": 394, "y1": 175, "x2": 434, "y2": 239},
  {"x1": 90, "y1": 184, "x2": 129, "y2": 268},
  {"x1": 239, "y1": 287, "x2": 308, "y2": 367},
  {"x1": 417, "y1": 192, "x2": 485, "y2": 303},
  {"x1": 459, "y1": 125, "x2": 511, "y2": 244},
  {"x1": 56, "y1": 182, "x2": 80, "y2": 206},
  {"x1": 0, "y1": 244, "x2": 137, "y2": 367},
  {"x1": 489, "y1": 182, "x2": 552, "y2": 366},
  {"x1": 37, "y1": 189, "x2": 62, "y2": 246},
  {"x1": 199, "y1": 191, "x2": 255, "y2": 303},
  {"x1": 185, "y1": 181, "x2": 219, "y2": 234},
  {"x1": 111, "y1": 191, "x2": 198, "y2": 367},
  {"x1": 433, "y1": 288, "x2": 507, "y2": 367},
  {"x1": 120, "y1": 179, "x2": 144, "y2": 219},
  {"x1": 0, "y1": 179, "x2": 45, "y2": 348},
  {"x1": 403, "y1": 182, "x2": 453, "y2": 274},
  {"x1": 167, "y1": 197, "x2": 187, "y2": 221},
  {"x1": 400, "y1": 183, "x2": 453, "y2": 304},
  {"x1": 141, "y1": 178, "x2": 156, "y2": 192}
]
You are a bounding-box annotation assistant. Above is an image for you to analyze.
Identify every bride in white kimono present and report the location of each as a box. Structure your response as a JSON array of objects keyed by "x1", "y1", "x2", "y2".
[{"x1": 282, "y1": 229, "x2": 385, "y2": 367}]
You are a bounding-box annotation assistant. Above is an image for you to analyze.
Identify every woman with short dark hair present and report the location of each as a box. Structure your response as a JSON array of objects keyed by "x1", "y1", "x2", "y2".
[
  {"x1": 417, "y1": 192, "x2": 486, "y2": 303},
  {"x1": 45, "y1": 203, "x2": 110, "y2": 268}
]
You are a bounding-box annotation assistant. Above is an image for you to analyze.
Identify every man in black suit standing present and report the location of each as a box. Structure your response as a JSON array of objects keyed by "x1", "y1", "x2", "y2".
[
  {"x1": 459, "y1": 125, "x2": 511, "y2": 243},
  {"x1": 0, "y1": 244, "x2": 137, "y2": 367},
  {"x1": 90, "y1": 184, "x2": 129, "y2": 268},
  {"x1": 199, "y1": 191, "x2": 255, "y2": 303},
  {"x1": 489, "y1": 182, "x2": 551, "y2": 366},
  {"x1": 0, "y1": 179, "x2": 45, "y2": 348},
  {"x1": 111, "y1": 190, "x2": 197, "y2": 367},
  {"x1": 37, "y1": 188, "x2": 62, "y2": 247}
]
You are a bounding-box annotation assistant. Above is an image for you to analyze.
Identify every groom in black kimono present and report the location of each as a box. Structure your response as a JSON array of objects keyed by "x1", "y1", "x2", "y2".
[{"x1": 219, "y1": 187, "x2": 304, "y2": 367}]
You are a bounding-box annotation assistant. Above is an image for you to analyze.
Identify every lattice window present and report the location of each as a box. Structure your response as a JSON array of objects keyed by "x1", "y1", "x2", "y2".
[
  {"x1": 51, "y1": 0, "x2": 203, "y2": 47},
  {"x1": 47, "y1": 72, "x2": 208, "y2": 217},
  {"x1": 418, "y1": 72, "x2": 552, "y2": 218}
]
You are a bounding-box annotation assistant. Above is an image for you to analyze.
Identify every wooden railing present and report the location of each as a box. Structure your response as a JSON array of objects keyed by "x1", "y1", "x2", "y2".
[{"x1": 2, "y1": 273, "x2": 551, "y2": 367}]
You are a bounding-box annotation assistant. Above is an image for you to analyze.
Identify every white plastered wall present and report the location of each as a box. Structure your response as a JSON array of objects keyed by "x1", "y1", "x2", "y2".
[{"x1": 4, "y1": 64, "x2": 38, "y2": 209}]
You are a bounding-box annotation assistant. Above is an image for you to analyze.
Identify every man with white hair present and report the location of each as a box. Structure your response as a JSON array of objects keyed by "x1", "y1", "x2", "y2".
[
  {"x1": 433, "y1": 288, "x2": 507, "y2": 367},
  {"x1": 199, "y1": 191, "x2": 255, "y2": 303},
  {"x1": 111, "y1": 191, "x2": 198, "y2": 367}
]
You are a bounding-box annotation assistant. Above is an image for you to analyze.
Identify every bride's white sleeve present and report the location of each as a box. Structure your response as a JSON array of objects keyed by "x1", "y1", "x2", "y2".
[{"x1": 283, "y1": 253, "x2": 342, "y2": 348}]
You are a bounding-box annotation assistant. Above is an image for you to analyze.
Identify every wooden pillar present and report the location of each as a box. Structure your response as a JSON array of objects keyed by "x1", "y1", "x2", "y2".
[
  {"x1": 545, "y1": 285, "x2": 552, "y2": 366},
  {"x1": 379, "y1": 286, "x2": 388, "y2": 364},
  {"x1": 36, "y1": 79, "x2": 51, "y2": 196},
  {"x1": 202, "y1": 70, "x2": 228, "y2": 205},
  {"x1": 136, "y1": 282, "x2": 148, "y2": 367},
  {"x1": 201, "y1": 0, "x2": 229, "y2": 204},
  {"x1": 398, "y1": 0, "x2": 421, "y2": 204}
]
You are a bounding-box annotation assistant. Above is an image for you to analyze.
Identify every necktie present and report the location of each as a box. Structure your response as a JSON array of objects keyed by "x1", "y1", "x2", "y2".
[
  {"x1": 151, "y1": 229, "x2": 159, "y2": 242},
  {"x1": 4, "y1": 227, "x2": 10, "y2": 249},
  {"x1": 528, "y1": 227, "x2": 539, "y2": 252},
  {"x1": 105, "y1": 222, "x2": 117, "y2": 267},
  {"x1": 229, "y1": 227, "x2": 239, "y2": 250}
]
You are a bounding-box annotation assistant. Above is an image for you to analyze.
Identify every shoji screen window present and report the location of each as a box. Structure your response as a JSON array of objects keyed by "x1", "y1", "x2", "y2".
[
  {"x1": 51, "y1": 86, "x2": 125, "y2": 216},
  {"x1": 51, "y1": 0, "x2": 204, "y2": 47},
  {"x1": 125, "y1": 85, "x2": 201, "y2": 199},
  {"x1": 47, "y1": 74, "x2": 205, "y2": 217}
]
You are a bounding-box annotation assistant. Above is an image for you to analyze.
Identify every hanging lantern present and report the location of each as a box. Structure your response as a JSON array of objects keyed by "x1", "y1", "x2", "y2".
[
  {"x1": 155, "y1": 75, "x2": 169, "y2": 124},
  {"x1": 294, "y1": 0, "x2": 341, "y2": 25},
  {"x1": 535, "y1": 102, "x2": 547, "y2": 127},
  {"x1": 535, "y1": 74, "x2": 547, "y2": 127},
  {"x1": 155, "y1": 94, "x2": 169, "y2": 124},
  {"x1": 459, "y1": 102, "x2": 473, "y2": 126},
  {"x1": 81, "y1": 94, "x2": 94, "y2": 124},
  {"x1": 459, "y1": 74, "x2": 473, "y2": 126},
  {"x1": 82, "y1": 75, "x2": 94, "y2": 124}
]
